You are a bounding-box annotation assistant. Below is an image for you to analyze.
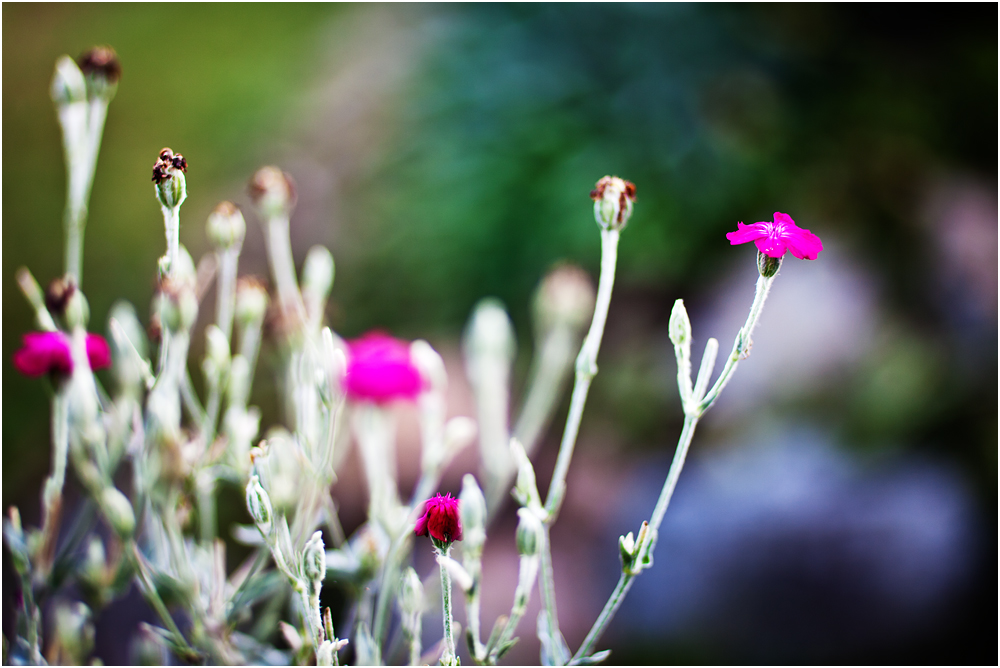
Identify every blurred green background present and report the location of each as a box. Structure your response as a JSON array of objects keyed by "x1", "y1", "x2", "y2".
[{"x1": 3, "y1": 3, "x2": 996, "y2": 665}]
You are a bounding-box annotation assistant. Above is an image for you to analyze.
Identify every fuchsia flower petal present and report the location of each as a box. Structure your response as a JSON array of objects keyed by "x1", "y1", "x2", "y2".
[
  {"x1": 13, "y1": 332, "x2": 74, "y2": 377},
  {"x1": 344, "y1": 331, "x2": 425, "y2": 403},
  {"x1": 414, "y1": 493, "x2": 462, "y2": 543},
  {"x1": 86, "y1": 334, "x2": 112, "y2": 370},
  {"x1": 725, "y1": 221, "x2": 769, "y2": 245},
  {"x1": 726, "y1": 212, "x2": 823, "y2": 260}
]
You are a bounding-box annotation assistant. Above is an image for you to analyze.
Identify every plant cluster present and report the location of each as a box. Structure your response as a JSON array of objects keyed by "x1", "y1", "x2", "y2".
[{"x1": 4, "y1": 47, "x2": 822, "y2": 666}]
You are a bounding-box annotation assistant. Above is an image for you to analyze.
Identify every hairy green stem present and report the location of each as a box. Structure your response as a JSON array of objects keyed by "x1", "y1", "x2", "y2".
[
  {"x1": 39, "y1": 391, "x2": 70, "y2": 575},
  {"x1": 439, "y1": 545, "x2": 457, "y2": 666},
  {"x1": 544, "y1": 227, "x2": 619, "y2": 519},
  {"x1": 534, "y1": 228, "x2": 619, "y2": 662},
  {"x1": 698, "y1": 270, "x2": 774, "y2": 414}
]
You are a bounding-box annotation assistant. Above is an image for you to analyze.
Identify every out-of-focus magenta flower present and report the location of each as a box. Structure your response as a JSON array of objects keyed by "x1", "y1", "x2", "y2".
[
  {"x1": 344, "y1": 331, "x2": 424, "y2": 403},
  {"x1": 13, "y1": 331, "x2": 112, "y2": 378},
  {"x1": 415, "y1": 493, "x2": 463, "y2": 544},
  {"x1": 86, "y1": 334, "x2": 112, "y2": 370},
  {"x1": 13, "y1": 332, "x2": 73, "y2": 377},
  {"x1": 726, "y1": 212, "x2": 824, "y2": 260}
]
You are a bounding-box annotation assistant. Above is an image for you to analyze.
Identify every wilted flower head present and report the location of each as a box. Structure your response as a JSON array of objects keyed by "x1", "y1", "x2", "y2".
[
  {"x1": 415, "y1": 493, "x2": 463, "y2": 544},
  {"x1": 45, "y1": 276, "x2": 77, "y2": 317},
  {"x1": 152, "y1": 148, "x2": 187, "y2": 209},
  {"x1": 78, "y1": 46, "x2": 121, "y2": 103},
  {"x1": 590, "y1": 176, "x2": 637, "y2": 231},
  {"x1": 78, "y1": 46, "x2": 122, "y2": 85},
  {"x1": 13, "y1": 331, "x2": 110, "y2": 378},
  {"x1": 344, "y1": 332, "x2": 425, "y2": 403},
  {"x1": 726, "y1": 212, "x2": 823, "y2": 260}
]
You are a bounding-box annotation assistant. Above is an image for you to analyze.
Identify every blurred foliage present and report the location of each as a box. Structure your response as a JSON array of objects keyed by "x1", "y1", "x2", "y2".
[{"x1": 344, "y1": 4, "x2": 996, "y2": 335}]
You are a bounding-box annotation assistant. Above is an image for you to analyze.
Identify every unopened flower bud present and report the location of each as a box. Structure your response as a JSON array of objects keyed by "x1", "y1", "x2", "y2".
[
  {"x1": 206, "y1": 201, "x2": 246, "y2": 251},
  {"x1": 152, "y1": 148, "x2": 188, "y2": 210},
  {"x1": 235, "y1": 277, "x2": 269, "y2": 325},
  {"x1": 411, "y1": 340, "x2": 447, "y2": 395},
  {"x1": 303, "y1": 530, "x2": 326, "y2": 589},
  {"x1": 45, "y1": 276, "x2": 76, "y2": 317},
  {"x1": 618, "y1": 531, "x2": 636, "y2": 569},
  {"x1": 78, "y1": 46, "x2": 121, "y2": 101},
  {"x1": 459, "y1": 474, "x2": 487, "y2": 546},
  {"x1": 464, "y1": 299, "x2": 516, "y2": 365},
  {"x1": 590, "y1": 176, "x2": 636, "y2": 231},
  {"x1": 156, "y1": 278, "x2": 198, "y2": 333},
  {"x1": 80, "y1": 536, "x2": 106, "y2": 584},
  {"x1": 203, "y1": 325, "x2": 231, "y2": 377},
  {"x1": 246, "y1": 474, "x2": 273, "y2": 535},
  {"x1": 399, "y1": 567, "x2": 424, "y2": 615},
  {"x1": 302, "y1": 246, "x2": 335, "y2": 302},
  {"x1": 249, "y1": 166, "x2": 296, "y2": 220},
  {"x1": 53, "y1": 600, "x2": 95, "y2": 663},
  {"x1": 227, "y1": 355, "x2": 251, "y2": 406},
  {"x1": 533, "y1": 263, "x2": 596, "y2": 333},
  {"x1": 757, "y1": 249, "x2": 782, "y2": 278},
  {"x1": 64, "y1": 288, "x2": 90, "y2": 331},
  {"x1": 515, "y1": 508, "x2": 543, "y2": 558},
  {"x1": 51, "y1": 56, "x2": 87, "y2": 106},
  {"x1": 100, "y1": 487, "x2": 135, "y2": 538},
  {"x1": 668, "y1": 299, "x2": 691, "y2": 350},
  {"x1": 131, "y1": 624, "x2": 169, "y2": 665}
]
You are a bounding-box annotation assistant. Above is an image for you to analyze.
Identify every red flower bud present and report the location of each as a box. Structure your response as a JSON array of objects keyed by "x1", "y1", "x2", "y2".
[{"x1": 414, "y1": 493, "x2": 462, "y2": 544}]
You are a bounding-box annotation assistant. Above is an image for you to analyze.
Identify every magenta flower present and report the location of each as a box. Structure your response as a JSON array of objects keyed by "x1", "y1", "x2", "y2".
[
  {"x1": 343, "y1": 331, "x2": 425, "y2": 403},
  {"x1": 13, "y1": 332, "x2": 112, "y2": 378},
  {"x1": 726, "y1": 212, "x2": 824, "y2": 260},
  {"x1": 86, "y1": 334, "x2": 112, "y2": 370},
  {"x1": 415, "y1": 493, "x2": 463, "y2": 544}
]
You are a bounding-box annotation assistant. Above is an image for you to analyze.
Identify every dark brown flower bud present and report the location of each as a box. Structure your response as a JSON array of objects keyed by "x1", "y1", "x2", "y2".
[
  {"x1": 45, "y1": 276, "x2": 77, "y2": 316},
  {"x1": 78, "y1": 46, "x2": 122, "y2": 84}
]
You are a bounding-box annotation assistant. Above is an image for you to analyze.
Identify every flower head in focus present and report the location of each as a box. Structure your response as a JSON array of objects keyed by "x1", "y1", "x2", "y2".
[
  {"x1": 344, "y1": 331, "x2": 425, "y2": 403},
  {"x1": 590, "y1": 176, "x2": 637, "y2": 231},
  {"x1": 415, "y1": 493, "x2": 463, "y2": 544},
  {"x1": 726, "y1": 212, "x2": 823, "y2": 260},
  {"x1": 13, "y1": 332, "x2": 110, "y2": 378},
  {"x1": 151, "y1": 148, "x2": 188, "y2": 209}
]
